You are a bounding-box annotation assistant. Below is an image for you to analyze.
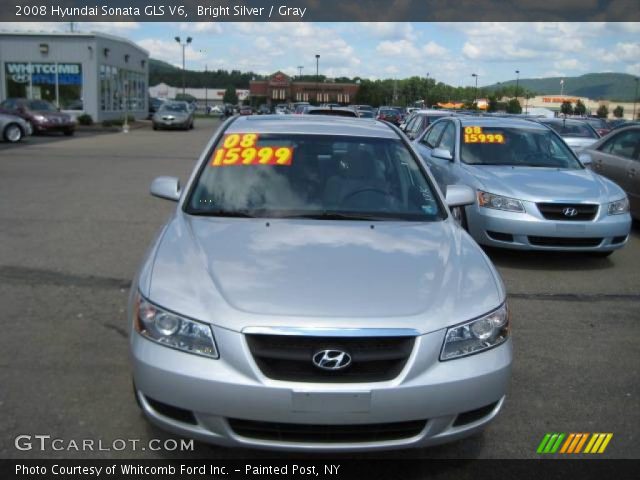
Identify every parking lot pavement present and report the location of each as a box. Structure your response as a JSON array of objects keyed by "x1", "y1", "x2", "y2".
[{"x1": 0, "y1": 117, "x2": 638, "y2": 459}]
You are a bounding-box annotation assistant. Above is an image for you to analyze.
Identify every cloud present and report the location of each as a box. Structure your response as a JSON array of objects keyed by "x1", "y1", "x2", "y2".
[
  {"x1": 361, "y1": 22, "x2": 413, "y2": 40},
  {"x1": 376, "y1": 39, "x2": 420, "y2": 58},
  {"x1": 137, "y1": 38, "x2": 206, "y2": 67},
  {"x1": 626, "y1": 63, "x2": 640, "y2": 76},
  {"x1": 423, "y1": 41, "x2": 448, "y2": 58}
]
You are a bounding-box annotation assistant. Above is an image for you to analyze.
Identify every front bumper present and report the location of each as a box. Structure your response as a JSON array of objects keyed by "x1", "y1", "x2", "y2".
[
  {"x1": 466, "y1": 201, "x2": 631, "y2": 251},
  {"x1": 154, "y1": 119, "x2": 190, "y2": 129},
  {"x1": 131, "y1": 326, "x2": 512, "y2": 451},
  {"x1": 33, "y1": 122, "x2": 75, "y2": 132}
]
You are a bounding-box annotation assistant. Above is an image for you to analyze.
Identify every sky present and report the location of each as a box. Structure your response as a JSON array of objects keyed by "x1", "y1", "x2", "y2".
[{"x1": 1, "y1": 22, "x2": 639, "y2": 87}]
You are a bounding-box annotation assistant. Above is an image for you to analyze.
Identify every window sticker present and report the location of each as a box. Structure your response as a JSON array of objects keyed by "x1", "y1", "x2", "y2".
[
  {"x1": 211, "y1": 134, "x2": 293, "y2": 166},
  {"x1": 463, "y1": 126, "x2": 505, "y2": 144}
]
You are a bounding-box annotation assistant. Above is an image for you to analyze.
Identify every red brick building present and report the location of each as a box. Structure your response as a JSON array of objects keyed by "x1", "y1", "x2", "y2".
[{"x1": 249, "y1": 71, "x2": 359, "y2": 106}]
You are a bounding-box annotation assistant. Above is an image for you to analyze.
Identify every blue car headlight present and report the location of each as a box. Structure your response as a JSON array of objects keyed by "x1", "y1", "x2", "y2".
[
  {"x1": 440, "y1": 303, "x2": 510, "y2": 361},
  {"x1": 608, "y1": 197, "x2": 629, "y2": 215},
  {"x1": 135, "y1": 294, "x2": 219, "y2": 359},
  {"x1": 477, "y1": 191, "x2": 525, "y2": 213}
]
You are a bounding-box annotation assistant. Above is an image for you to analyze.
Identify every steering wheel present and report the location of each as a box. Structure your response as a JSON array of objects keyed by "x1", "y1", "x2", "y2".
[{"x1": 342, "y1": 187, "x2": 389, "y2": 203}]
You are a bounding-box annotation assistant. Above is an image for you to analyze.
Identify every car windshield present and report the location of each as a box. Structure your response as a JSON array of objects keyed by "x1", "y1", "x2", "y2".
[
  {"x1": 541, "y1": 121, "x2": 597, "y2": 138},
  {"x1": 160, "y1": 103, "x2": 187, "y2": 112},
  {"x1": 358, "y1": 111, "x2": 375, "y2": 118},
  {"x1": 186, "y1": 134, "x2": 444, "y2": 221},
  {"x1": 27, "y1": 100, "x2": 56, "y2": 111},
  {"x1": 460, "y1": 126, "x2": 583, "y2": 169}
]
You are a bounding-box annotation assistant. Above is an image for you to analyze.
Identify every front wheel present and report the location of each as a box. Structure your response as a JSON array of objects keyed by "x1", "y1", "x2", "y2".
[
  {"x1": 3, "y1": 123, "x2": 23, "y2": 143},
  {"x1": 450, "y1": 206, "x2": 468, "y2": 230}
]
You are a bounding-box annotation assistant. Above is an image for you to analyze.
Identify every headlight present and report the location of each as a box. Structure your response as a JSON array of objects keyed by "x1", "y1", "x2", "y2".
[
  {"x1": 135, "y1": 295, "x2": 219, "y2": 359},
  {"x1": 440, "y1": 303, "x2": 510, "y2": 361},
  {"x1": 477, "y1": 191, "x2": 525, "y2": 213},
  {"x1": 33, "y1": 114, "x2": 48, "y2": 123},
  {"x1": 608, "y1": 197, "x2": 629, "y2": 215}
]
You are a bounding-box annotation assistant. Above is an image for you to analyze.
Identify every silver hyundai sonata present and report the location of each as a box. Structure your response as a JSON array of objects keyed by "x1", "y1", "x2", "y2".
[
  {"x1": 414, "y1": 117, "x2": 632, "y2": 256},
  {"x1": 129, "y1": 115, "x2": 512, "y2": 451}
]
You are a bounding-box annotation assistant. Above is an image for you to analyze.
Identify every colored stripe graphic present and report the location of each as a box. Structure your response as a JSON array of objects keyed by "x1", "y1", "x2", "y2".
[
  {"x1": 539, "y1": 433, "x2": 613, "y2": 454},
  {"x1": 584, "y1": 433, "x2": 613, "y2": 454},
  {"x1": 537, "y1": 433, "x2": 565, "y2": 454}
]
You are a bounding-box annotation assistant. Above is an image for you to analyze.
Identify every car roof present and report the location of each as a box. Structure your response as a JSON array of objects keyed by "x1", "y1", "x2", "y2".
[
  {"x1": 413, "y1": 109, "x2": 454, "y2": 116},
  {"x1": 226, "y1": 115, "x2": 400, "y2": 138},
  {"x1": 538, "y1": 117, "x2": 590, "y2": 125},
  {"x1": 456, "y1": 116, "x2": 548, "y2": 130}
]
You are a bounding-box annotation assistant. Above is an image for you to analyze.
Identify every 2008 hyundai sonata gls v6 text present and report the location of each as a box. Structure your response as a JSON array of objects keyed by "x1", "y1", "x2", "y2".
[{"x1": 129, "y1": 115, "x2": 512, "y2": 451}]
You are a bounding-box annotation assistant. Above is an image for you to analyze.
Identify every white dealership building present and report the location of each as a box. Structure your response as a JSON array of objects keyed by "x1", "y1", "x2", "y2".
[{"x1": 0, "y1": 31, "x2": 149, "y2": 121}]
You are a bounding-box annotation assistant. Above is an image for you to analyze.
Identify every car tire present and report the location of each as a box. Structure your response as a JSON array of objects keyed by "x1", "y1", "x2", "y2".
[
  {"x1": 450, "y1": 206, "x2": 469, "y2": 230},
  {"x1": 63, "y1": 128, "x2": 74, "y2": 136},
  {"x1": 152, "y1": 124, "x2": 158, "y2": 130},
  {"x1": 189, "y1": 121, "x2": 194, "y2": 130},
  {"x1": 3, "y1": 123, "x2": 23, "y2": 143}
]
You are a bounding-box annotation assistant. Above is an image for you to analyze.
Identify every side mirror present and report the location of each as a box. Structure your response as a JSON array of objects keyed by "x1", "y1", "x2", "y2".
[
  {"x1": 445, "y1": 185, "x2": 475, "y2": 207},
  {"x1": 578, "y1": 153, "x2": 593, "y2": 167},
  {"x1": 432, "y1": 148, "x2": 453, "y2": 161},
  {"x1": 150, "y1": 176, "x2": 181, "y2": 201}
]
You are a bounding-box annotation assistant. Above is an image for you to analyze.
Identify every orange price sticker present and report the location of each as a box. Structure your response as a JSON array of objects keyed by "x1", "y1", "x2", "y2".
[
  {"x1": 463, "y1": 126, "x2": 505, "y2": 144},
  {"x1": 211, "y1": 146, "x2": 293, "y2": 167}
]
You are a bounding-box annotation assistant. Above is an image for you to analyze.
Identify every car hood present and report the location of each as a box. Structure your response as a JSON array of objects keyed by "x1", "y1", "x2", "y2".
[
  {"x1": 156, "y1": 112, "x2": 188, "y2": 118},
  {"x1": 464, "y1": 165, "x2": 621, "y2": 203},
  {"x1": 33, "y1": 111, "x2": 71, "y2": 121},
  {"x1": 562, "y1": 137, "x2": 598, "y2": 149},
  {"x1": 144, "y1": 215, "x2": 504, "y2": 334}
]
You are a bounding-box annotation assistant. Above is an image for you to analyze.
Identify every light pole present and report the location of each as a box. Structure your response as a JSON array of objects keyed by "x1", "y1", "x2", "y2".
[
  {"x1": 297, "y1": 65, "x2": 304, "y2": 79},
  {"x1": 472, "y1": 73, "x2": 478, "y2": 107},
  {"x1": 634, "y1": 77, "x2": 639, "y2": 120},
  {"x1": 315, "y1": 54, "x2": 320, "y2": 104},
  {"x1": 515, "y1": 70, "x2": 520, "y2": 100},
  {"x1": 174, "y1": 36, "x2": 192, "y2": 96}
]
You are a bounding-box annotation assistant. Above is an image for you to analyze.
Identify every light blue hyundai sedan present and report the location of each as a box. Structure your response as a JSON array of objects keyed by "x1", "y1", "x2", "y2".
[
  {"x1": 413, "y1": 117, "x2": 631, "y2": 257},
  {"x1": 129, "y1": 115, "x2": 512, "y2": 451}
]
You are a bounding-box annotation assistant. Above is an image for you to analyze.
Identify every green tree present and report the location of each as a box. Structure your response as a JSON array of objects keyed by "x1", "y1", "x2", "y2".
[
  {"x1": 560, "y1": 101, "x2": 573, "y2": 115},
  {"x1": 487, "y1": 95, "x2": 498, "y2": 112},
  {"x1": 573, "y1": 100, "x2": 586, "y2": 116},
  {"x1": 505, "y1": 98, "x2": 522, "y2": 114},
  {"x1": 596, "y1": 104, "x2": 609, "y2": 118},
  {"x1": 223, "y1": 86, "x2": 238, "y2": 105},
  {"x1": 613, "y1": 105, "x2": 624, "y2": 118}
]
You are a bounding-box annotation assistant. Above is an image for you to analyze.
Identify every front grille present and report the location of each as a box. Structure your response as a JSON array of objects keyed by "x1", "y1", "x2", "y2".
[
  {"x1": 228, "y1": 418, "x2": 426, "y2": 443},
  {"x1": 528, "y1": 236, "x2": 603, "y2": 247},
  {"x1": 246, "y1": 334, "x2": 415, "y2": 383},
  {"x1": 537, "y1": 203, "x2": 598, "y2": 221}
]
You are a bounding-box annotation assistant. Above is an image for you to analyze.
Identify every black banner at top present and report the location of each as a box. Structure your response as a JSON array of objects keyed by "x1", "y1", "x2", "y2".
[{"x1": 5, "y1": 0, "x2": 640, "y2": 22}]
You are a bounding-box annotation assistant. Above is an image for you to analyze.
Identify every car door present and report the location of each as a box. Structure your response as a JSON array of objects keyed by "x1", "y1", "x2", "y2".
[
  {"x1": 591, "y1": 130, "x2": 639, "y2": 195},
  {"x1": 413, "y1": 120, "x2": 447, "y2": 186},
  {"x1": 429, "y1": 120, "x2": 457, "y2": 191}
]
